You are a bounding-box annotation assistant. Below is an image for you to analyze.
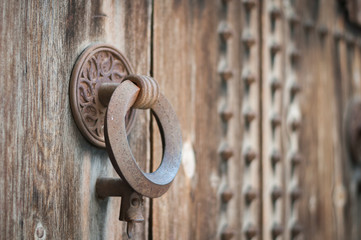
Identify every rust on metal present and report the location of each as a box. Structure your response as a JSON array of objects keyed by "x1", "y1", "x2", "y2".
[
  {"x1": 66, "y1": 44, "x2": 183, "y2": 237},
  {"x1": 244, "y1": 108, "x2": 256, "y2": 123},
  {"x1": 219, "y1": 22, "x2": 233, "y2": 41},
  {"x1": 242, "y1": 0, "x2": 256, "y2": 9},
  {"x1": 242, "y1": 31, "x2": 256, "y2": 47},
  {"x1": 271, "y1": 224, "x2": 284, "y2": 237},
  {"x1": 69, "y1": 44, "x2": 136, "y2": 148},
  {"x1": 104, "y1": 79, "x2": 182, "y2": 198},
  {"x1": 244, "y1": 147, "x2": 257, "y2": 164},
  {"x1": 271, "y1": 186, "x2": 283, "y2": 201},
  {"x1": 290, "y1": 187, "x2": 302, "y2": 201},
  {"x1": 245, "y1": 187, "x2": 258, "y2": 203},
  {"x1": 291, "y1": 152, "x2": 302, "y2": 165},
  {"x1": 291, "y1": 223, "x2": 303, "y2": 237},
  {"x1": 221, "y1": 227, "x2": 235, "y2": 240},
  {"x1": 244, "y1": 224, "x2": 258, "y2": 239},
  {"x1": 269, "y1": 5, "x2": 282, "y2": 20},
  {"x1": 242, "y1": 70, "x2": 256, "y2": 85},
  {"x1": 270, "y1": 41, "x2": 282, "y2": 55},
  {"x1": 219, "y1": 144, "x2": 234, "y2": 161},
  {"x1": 96, "y1": 178, "x2": 131, "y2": 198},
  {"x1": 221, "y1": 189, "x2": 234, "y2": 203},
  {"x1": 220, "y1": 108, "x2": 234, "y2": 122},
  {"x1": 271, "y1": 113, "x2": 282, "y2": 128},
  {"x1": 219, "y1": 69, "x2": 234, "y2": 81},
  {"x1": 270, "y1": 149, "x2": 281, "y2": 165},
  {"x1": 270, "y1": 77, "x2": 282, "y2": 91}
]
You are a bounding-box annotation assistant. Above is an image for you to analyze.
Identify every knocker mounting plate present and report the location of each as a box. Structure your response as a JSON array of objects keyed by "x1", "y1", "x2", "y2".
[{"x1": 70, "y1": 44, "x2": 136, "y2": 148}]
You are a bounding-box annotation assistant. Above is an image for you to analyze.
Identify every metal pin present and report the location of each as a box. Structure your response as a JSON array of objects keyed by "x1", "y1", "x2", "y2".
[
  {"x1": 127, "y1": 221, "x2": 134, "y2": 239},
  {"x1": 290, "y1": 81, "x2": 301, "y2": 96},
  {"x1": 288, "y1": 11, "x2": 300, "y2": 26},
  {"x1": 245, "y1": 187, "x2": 258, "y2": 203},
  {"x1": 333, "y1": 30, "x2": 344, "y2": 41},
  {"x1": 220, "y1": 144, "x2": 234, "y2": 161},
  {"x1": 221, "y1": 227, "x2": 235, "y2": 240},
  {"x1": 271, "y1": 113, "x2": 281, "y2": 128},
  {"x1": 222, "y1": 189, "x2": 234, "y2": 203},
  {"x1": 271, "y1": 186, "x2": 282, "y2": 201},
  {"x1": 303, "y1": 19, "x2": 314, "y2": 32},
  {"x1": 291, "y1": 152, "x2": 302, "y2": 165},
  {"x1": 317, "y1": 25, "x2": 328, "y2": 37},
  {"x1": 244, "y1": 108, "x2": 256, "y2": 123},
  {"x1": 242, "y1": 0, "x2": 256, "y2": 9},
  {"x1": 219, "y1": 69, "x2": 233, "y2": 81},
  {"x1": 221, "y1": 108, "x2": 234, "y2": 122},
  {"x1": 270, "y1": 77, "x2": 282, "y2": 91},
  {"x1": 291, "y1": 223, "x2": 303, "y2": 237},
  {"x1": 269, "y1": 5, "x2": 282, "y2": 20},
  {"x1": 271, "y1": 149, "x2": 281, "y2": 165},
  {"x1": 242, "y1": 70, "x2": 256, "y2": 85},
  {"x1": 244, "y1": 224, "x2": 258, "y2": 239},
  {"x1": 242, "y1": 31, "x2": 256, "y2": 47},
  {"x1": 271, "y1": 224, "x2": 284, "y2": 238},
  {"x1": 219, "y1": 24, "x2": 233, "y2": 41},
  {"x1": 290, "y1": 47, "x2": 300, "y2": 62},
  {"x1": 291, "y1": 187, "x2": 302, "y2": 201},
  {"x1": 244, "y1": 147, "x2": 257, "y2": 164},
  {"x1": 290, "y1": 118, "x2": 301, "y2": 131},
  {"x1": 270, "y1": 41, "x2": 282, "y2": 55}
]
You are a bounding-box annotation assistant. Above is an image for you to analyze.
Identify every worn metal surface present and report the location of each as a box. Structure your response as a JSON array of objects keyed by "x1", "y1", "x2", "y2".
[
  {"x1": 97, "y1": 75, "x2": 182, "y2": 238},
  {"x1": 96, "y1": 177, "x2": 145, "y2": 239},
  {"x1": 104, "y1": 79, "x2": 182, "y2": 198},
  {"x1": 346, "y1": 98, "x2": 361, "y2": 164},
  {"x1": 69, "y1": 44, "x2": 136, "y2": 148}
]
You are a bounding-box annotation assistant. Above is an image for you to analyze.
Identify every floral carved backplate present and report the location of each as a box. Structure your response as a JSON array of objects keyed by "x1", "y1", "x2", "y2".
[{"x1": 70, "y1": 44, "x2": 135, "y2": 148}]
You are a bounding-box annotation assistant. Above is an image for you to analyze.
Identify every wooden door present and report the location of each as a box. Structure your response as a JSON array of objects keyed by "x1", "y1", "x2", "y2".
[{"x1": 1, "y1": 0, "x2": 361, "y2": 239}]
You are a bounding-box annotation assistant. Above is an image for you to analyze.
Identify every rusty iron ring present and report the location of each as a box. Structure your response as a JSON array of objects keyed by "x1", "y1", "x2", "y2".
[{"x1": 104, "y1": 80, "x2": 182, "y2": 198}]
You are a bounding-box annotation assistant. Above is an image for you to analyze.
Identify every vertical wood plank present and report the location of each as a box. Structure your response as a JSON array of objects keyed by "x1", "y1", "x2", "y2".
[
  {"x1": 0, "y1": 1, "x2": 152, "y2": 239},
  {"x1": 261, "y1": 0, "x2": 286, "y2": 239},
  {"x1": 151, "y1": 0, "x2": 252, "y2": 239}
]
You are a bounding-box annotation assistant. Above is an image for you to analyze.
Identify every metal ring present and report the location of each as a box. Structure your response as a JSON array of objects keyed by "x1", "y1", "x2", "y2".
[{"x1": 104, "y1": 80, "x2": 182, "y2": 198}]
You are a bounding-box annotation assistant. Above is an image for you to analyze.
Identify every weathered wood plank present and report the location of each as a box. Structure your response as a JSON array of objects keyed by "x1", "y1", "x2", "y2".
[
  {"x1": 0, "y1": 1, "x2": 152, "y2": 239},
  {"x1": 295, "y1": 0, "x2": 361, "y2": 239},
  {"x1": 151, "y1": 0, "x2": 250, "y2": 239}
]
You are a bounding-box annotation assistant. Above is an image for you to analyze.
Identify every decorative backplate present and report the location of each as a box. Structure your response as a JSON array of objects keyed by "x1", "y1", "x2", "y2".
[{"x1": 70, "y1": 44, "x2": 136, "y2": 148}]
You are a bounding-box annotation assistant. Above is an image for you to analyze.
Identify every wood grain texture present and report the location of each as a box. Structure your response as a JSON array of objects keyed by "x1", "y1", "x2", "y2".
[
  {"x1": 0, "y1": 0, "x2": 152, "y2": 239},
  {"x1": 2, "y1": 1, "x2": 361, "y2": 239},
  {"x1": 151, "y1": 0, "x2": 250, "y2": 239},
  {"x1": 261, "y1": 0, "x2": 361, "y2": 239}
]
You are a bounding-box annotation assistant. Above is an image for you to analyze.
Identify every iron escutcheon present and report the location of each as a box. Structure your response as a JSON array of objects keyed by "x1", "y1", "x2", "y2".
[
  {"x1": 346, "y1": 97, "x2": 361, "y2": 164},
  {"x1": 69, "y1": 44, "x2": 136, "y2": 148}
]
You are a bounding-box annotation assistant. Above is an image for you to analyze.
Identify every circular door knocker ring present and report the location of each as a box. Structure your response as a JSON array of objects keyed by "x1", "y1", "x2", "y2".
[{"x1": 104, "y1": 75, "x2": 182, "y2": 198}]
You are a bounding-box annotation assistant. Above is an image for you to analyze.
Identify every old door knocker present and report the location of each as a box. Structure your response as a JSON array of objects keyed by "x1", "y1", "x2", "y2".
[{"x1": 69, "y1": 44, "x2": 182, "y2": 238}]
